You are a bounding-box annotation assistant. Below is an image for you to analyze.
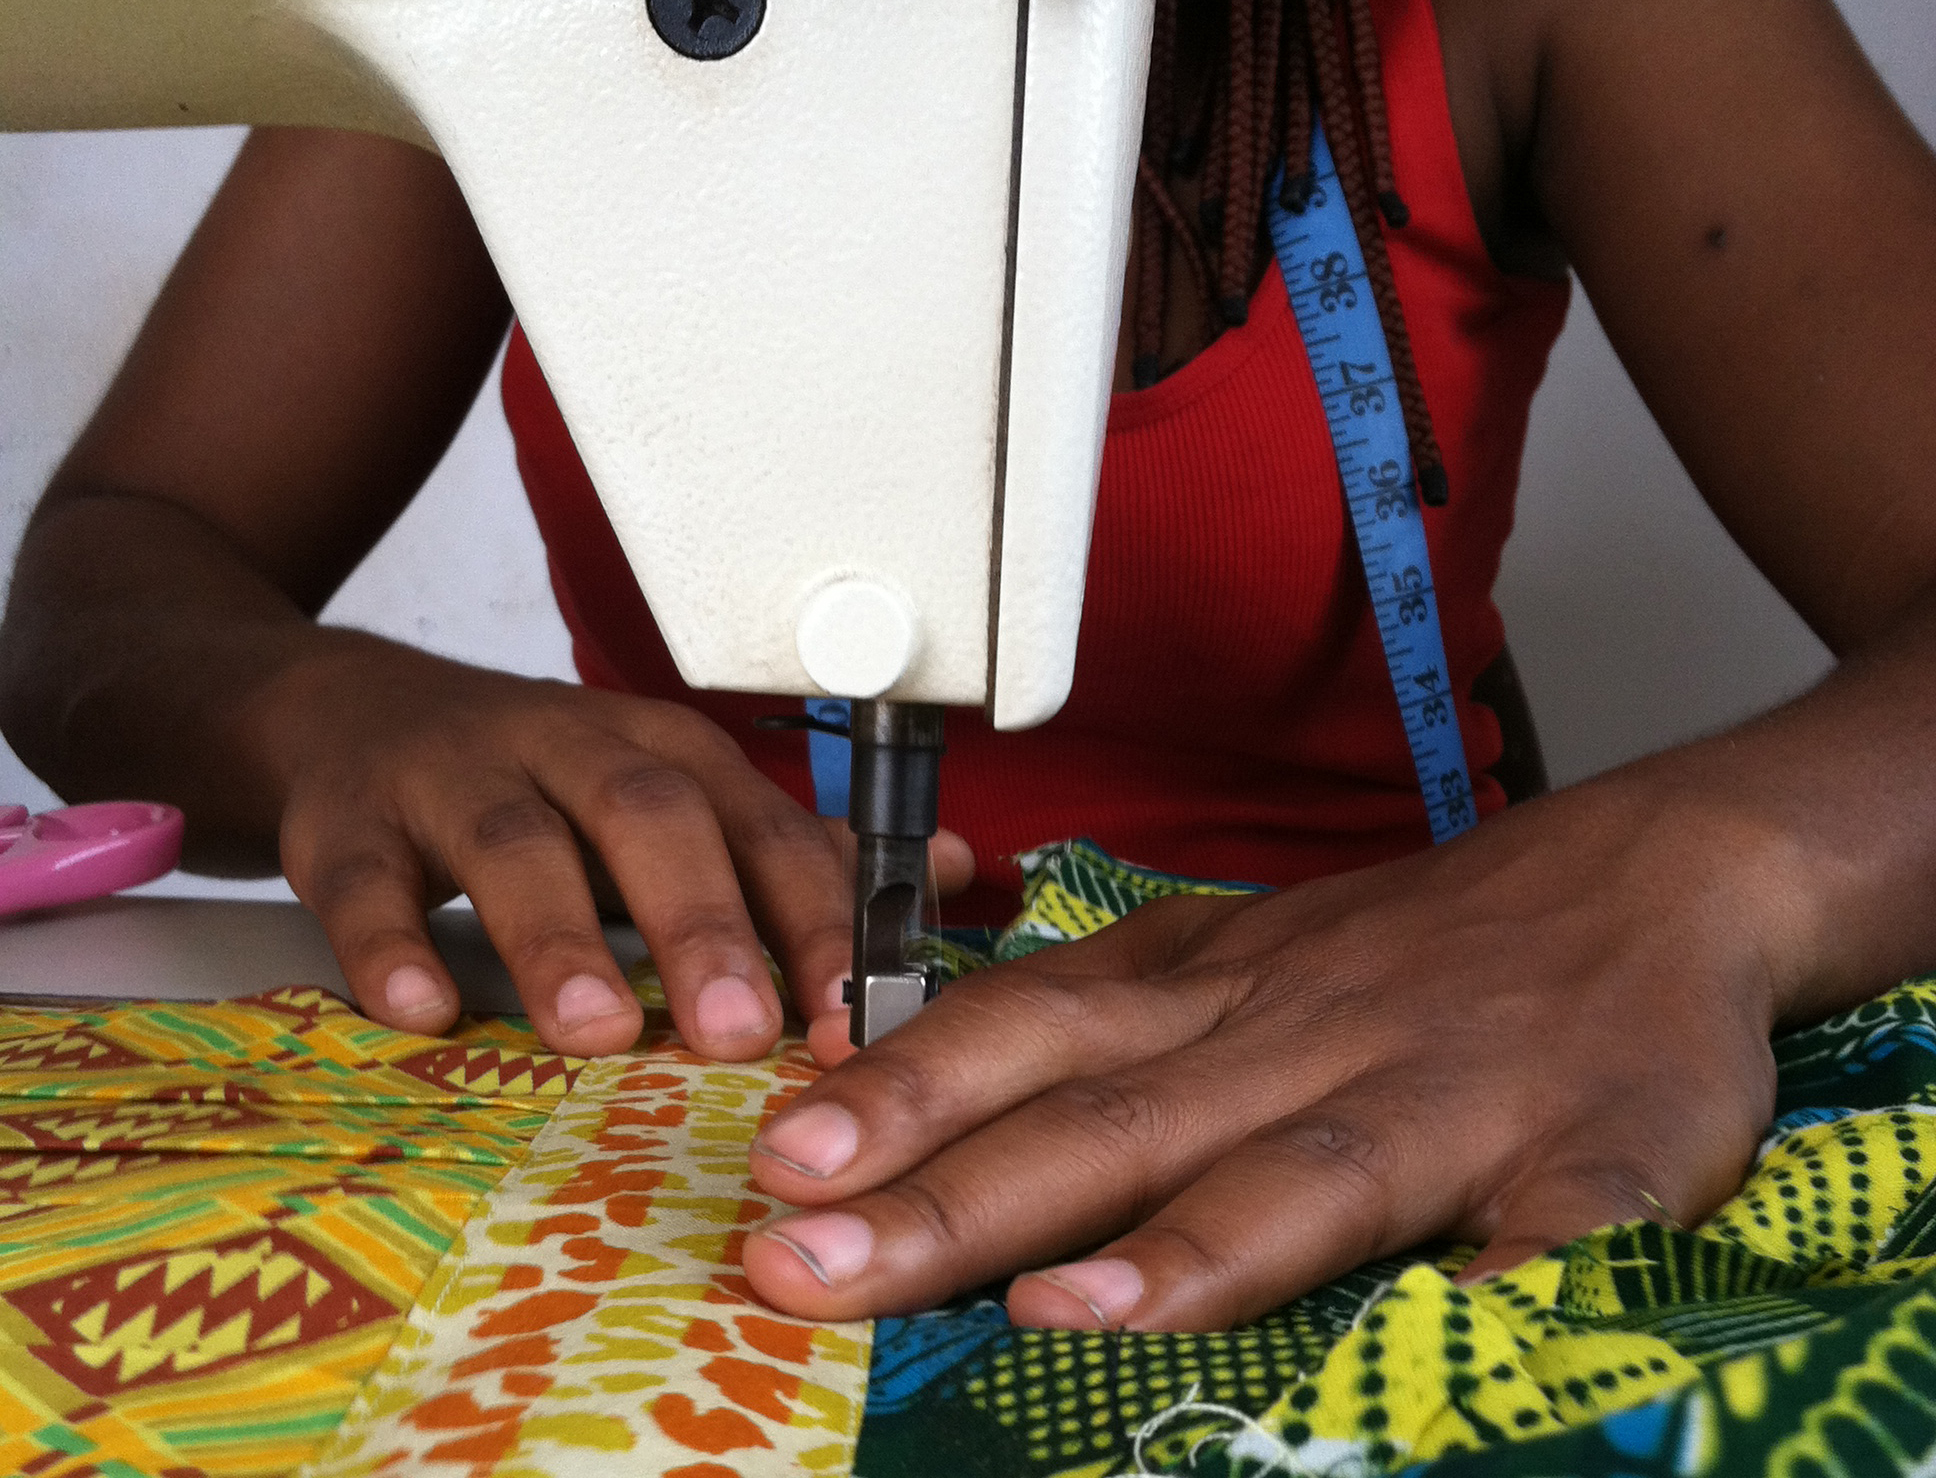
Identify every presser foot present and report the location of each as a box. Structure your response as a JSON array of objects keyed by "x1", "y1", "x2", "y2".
[
  {"x1": 841, "y1": 964, "x2": 942, "y2": 1047},
  {"x1": 845, "y1": 700, "x2": 946, "y2": 1049}
]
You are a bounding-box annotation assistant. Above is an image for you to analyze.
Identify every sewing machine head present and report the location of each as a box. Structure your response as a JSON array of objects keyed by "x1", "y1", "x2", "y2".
[{"x1": 4, "y1": 0, "x2": 1153, "y2": 1041}]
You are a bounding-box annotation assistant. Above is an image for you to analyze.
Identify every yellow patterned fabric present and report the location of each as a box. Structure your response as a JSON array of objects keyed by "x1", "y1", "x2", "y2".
[
  {"x1": 12, "y1": 842, "x2": 1936, "y2": 1478},
  {"x1": 0, "y1": 970, "x2": 873, "y2": 1478},
  {"x1": 299, "y1": 1045, "x2": 871, "y2": 1478},
  {"x1": 0, "y1": 989, "x2": 575, "y2": 1477}
]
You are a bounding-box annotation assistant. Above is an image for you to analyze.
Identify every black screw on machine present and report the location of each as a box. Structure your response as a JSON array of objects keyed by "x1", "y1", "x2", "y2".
[{"x1": 648, "y1": 0, "x2": 764, "y2": 59}]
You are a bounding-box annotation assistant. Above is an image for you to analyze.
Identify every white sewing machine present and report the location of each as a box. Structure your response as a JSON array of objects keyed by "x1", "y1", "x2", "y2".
[{"x1": 3, "y1": 0, "x2": 1152, "y2": 1039}]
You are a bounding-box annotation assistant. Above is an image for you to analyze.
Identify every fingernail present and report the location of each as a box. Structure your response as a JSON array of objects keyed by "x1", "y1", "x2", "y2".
[
  {"x1": 554, "y1": 974, "x2": 631, "y2": 1028},
  {"x1": 754, "y1": 1101, "x2": 858, "y2": 1178},
  {"x1": 384, "y1": 965, "x2": 447, "y2": 1020},
  {"x1": 806, "y1": 1010, "x2": 857, "y2": 1068},
  {"x1": 1031, "y1": 1258, "x2": 1144, "y2": 1327},
  {"x1": 695, "y1": 975, "x2": 771, "y2": 1042},
  {"x1": 763, "y1": 1212, "x2": 873, "y2": 1285}
]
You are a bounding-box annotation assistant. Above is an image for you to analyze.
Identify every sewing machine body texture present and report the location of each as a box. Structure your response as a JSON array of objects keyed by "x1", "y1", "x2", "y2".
[{"x1": 5, "y1": 0, "x2": 1152, "y2": 727}]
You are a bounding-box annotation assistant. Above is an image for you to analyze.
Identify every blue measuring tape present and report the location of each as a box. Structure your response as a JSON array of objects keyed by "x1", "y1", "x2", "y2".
[
  {"x1": 1268, "y1": 123, "x2": 1476, "y2": 844},
  {"x1": 804, "y1": 697, "x2": 852, "y2": 818},
  {"x1": 805, "y1": 122, "x2": 1474, "y2": 844}
]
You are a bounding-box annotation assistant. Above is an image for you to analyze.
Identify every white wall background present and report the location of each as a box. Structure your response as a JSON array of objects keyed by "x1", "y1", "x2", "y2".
[
  {"x1": 2, "y1": 0, "x2": 1931, "y2": 902},
  {"x1": 1502, "y1": 0, "x2": 1934, "y2": 781},
  {"x1": 0, "y1": 129, "x2": 575, "y2": 901}
]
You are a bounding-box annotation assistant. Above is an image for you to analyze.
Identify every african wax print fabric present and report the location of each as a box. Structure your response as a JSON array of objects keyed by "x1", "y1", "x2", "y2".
[
  {"x1": 297, "y1": 1047, "x2": 871, "y2": 1477},
  {"x1": 855, "y1": 843, "x2": 1936, "y2": 1478},
  {"x1": 0, "y1": 989, "x2": 572, "y2": 1477},
  {"x1": 6, "y1": 839, "x2": 1936, "y2": 1478}
]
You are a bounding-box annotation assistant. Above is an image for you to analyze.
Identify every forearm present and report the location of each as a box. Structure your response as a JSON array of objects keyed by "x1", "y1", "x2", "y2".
[
  {"x1": 0, "y1": 126, "x2": 522, "y2": 875},
  {"x1": 1577, "y1": 584, "x2": 1936, "y2": 1029},
  {"x1": 0, "y1": 484, "x2": 406, "y2": 873}
]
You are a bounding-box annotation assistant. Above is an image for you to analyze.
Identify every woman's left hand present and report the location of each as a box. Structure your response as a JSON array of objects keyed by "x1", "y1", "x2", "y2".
[
  {"x1": 733, "y1": 0, "x2": 1936, "y2": 1330},
  {"x1": 740, "y1": 774, "x2": 1812, "y2": 1330}
]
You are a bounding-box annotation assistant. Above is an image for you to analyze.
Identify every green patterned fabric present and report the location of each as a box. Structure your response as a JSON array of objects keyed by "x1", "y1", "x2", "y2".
[{"x1": 855, "y1": 840, "x2": 1936, "y2": 1478}]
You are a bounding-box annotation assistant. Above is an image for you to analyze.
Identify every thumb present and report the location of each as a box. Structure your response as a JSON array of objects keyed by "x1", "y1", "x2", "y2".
[
  {"x1": 816, "y1": 818, "x2": 977, "y2": 900},
  {"x1": 930, "y1": 828, "x2": 976, "y2": 898}
]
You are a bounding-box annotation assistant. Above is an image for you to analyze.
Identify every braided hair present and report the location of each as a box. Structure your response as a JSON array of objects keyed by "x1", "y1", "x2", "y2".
[{"x1": 1132, "y1": 0, "x2": 1447, "y2": 505}]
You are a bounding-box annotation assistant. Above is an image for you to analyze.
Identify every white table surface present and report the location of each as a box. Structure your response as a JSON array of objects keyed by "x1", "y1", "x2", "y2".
[{"x1": 0, "y1": 896, "x2": 649, "y2": 1016}]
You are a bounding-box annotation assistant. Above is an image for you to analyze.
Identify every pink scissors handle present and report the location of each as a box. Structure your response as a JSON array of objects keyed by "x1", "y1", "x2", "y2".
[{"x1": 0, "y1": 801, "x2": 185, "y2": 918}]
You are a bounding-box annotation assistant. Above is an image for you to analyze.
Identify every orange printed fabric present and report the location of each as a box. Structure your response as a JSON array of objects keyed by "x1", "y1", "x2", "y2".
[
  {"x1": 296, "y1": 1044, "x2": 872, "y2": 1478},
  {"x1": 0, "y1": 988, "x2": 578, "y2": 1478}
]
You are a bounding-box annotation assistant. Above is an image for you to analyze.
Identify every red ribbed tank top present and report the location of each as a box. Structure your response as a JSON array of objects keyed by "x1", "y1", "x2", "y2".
[{"x1": 501, "y1": 0, "x2": 1568, "y2": 924}]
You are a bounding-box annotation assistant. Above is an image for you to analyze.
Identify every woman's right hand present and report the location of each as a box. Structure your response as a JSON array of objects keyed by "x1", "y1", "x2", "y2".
[
  {"x1": 264, "y1": 634, "x2": 876, "y2": 1058},
  {"x1": 0, "y1": 126, "x2": 978, "y2": 1061}
]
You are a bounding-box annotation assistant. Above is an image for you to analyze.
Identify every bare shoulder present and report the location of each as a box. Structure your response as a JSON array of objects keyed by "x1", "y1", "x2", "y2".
[
  {"x1": 1437, "y1": 0, "x2": 1936, "y2": 650},
  {"x1": 1429, "y1": 0, "x2": 1930, "y2": 279},
  {"x1": 1428, "y1": 0, "x2": 1562, "y2": 280}
]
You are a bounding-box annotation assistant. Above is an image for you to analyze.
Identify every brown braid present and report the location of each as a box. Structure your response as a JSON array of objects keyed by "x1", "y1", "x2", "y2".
[
  {"x1": 1133, "y1": 0, "x2": 1181, "y2": 386},
  {"x1": 1281, "y1": 20, "x2": 1314, "y2": 211},
  {"x1": 1199, "y1": 77, "x2": 1229, "y2": 245},
  {"x1": 1138, "y1": 156, "x2": 1213, "y2": 306},
  {"x1": 1219, "y1": 0, "x2": 1256, "y2": 324},
  {"x1": 1248, "y1": 0, "x2": 1283, "y2": 258},
  {"x1": 1130, "y1": 0, "x2": 1447, "y2": 503},
  {"x1": 1345, "y1": 0, "x2": 1410, "y2": 225}
]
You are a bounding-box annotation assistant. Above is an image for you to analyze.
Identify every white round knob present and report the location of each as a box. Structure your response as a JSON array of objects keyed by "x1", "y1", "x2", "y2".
[{"x1": 795, "y1": 579, "x2": 917, "y2": 699}]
